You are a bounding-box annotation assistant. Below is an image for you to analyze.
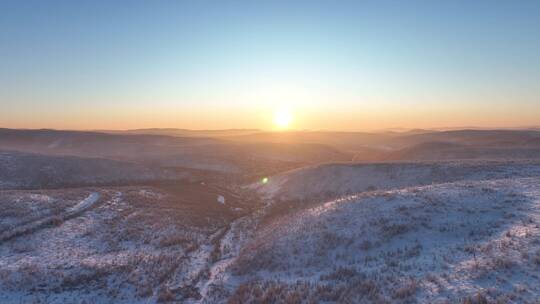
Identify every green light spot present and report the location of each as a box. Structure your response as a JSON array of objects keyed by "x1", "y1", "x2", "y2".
[{"x1": 262, "y1": 177, "x2": 269, "y2": 184}]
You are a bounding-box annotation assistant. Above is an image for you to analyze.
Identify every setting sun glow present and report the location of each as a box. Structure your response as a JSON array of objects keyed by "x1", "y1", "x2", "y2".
[{"x1": 273, "y1": 108, "x2": 293, "y2": 129}]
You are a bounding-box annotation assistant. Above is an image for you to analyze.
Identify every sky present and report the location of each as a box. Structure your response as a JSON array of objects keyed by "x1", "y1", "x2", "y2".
[{"x1": 1, "y1": 0, "x2": 539, "y2": 131}]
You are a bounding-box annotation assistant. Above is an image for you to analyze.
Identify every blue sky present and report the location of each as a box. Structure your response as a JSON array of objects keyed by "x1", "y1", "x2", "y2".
[{"x1": 1, "y1": 0, "x2": 539, "y2": 130}]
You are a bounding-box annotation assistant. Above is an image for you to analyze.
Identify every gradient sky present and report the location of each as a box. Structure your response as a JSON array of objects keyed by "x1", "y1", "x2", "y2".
[{"x1": 1, "y1": 0, "x2": 539, "y2": 131}]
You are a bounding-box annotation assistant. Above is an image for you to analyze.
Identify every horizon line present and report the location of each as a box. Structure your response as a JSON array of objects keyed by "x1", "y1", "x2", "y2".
[{"x1": 2, "y1": 126, "x2": 540, "y2": 134}]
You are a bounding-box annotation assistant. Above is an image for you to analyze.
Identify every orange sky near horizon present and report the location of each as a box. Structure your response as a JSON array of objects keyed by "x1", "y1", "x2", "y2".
[{"x1": 3, "y1": 99, "x2": 539, "y2": 131}]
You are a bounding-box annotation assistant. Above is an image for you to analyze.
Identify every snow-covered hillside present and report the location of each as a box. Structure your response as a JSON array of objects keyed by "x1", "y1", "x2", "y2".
[
  {"x1": 211, "y1": 177, "x2": 540, "y2": 303},
  {"x1": 3, "y1": 160, "x2": 540, "y2": 303},
  {"x1": 0, "y1": 185, "x2": 245, "y2": 303},
  {"x1": 256, "y1": 161, "x2": 540, "y2": 201}
]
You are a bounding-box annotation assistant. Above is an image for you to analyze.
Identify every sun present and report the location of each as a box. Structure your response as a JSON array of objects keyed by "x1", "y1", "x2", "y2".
[{"x1": 273, "y1": 108, "x2": 293, "y2": 129}]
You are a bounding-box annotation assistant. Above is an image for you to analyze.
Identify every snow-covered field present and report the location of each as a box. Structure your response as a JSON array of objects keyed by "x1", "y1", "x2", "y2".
[{"x1": 2, "y1": 160, "x2": 540, "y2": 303}]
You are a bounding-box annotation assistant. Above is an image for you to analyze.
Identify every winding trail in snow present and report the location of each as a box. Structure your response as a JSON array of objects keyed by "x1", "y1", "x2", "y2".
[
  {"x1": 197, "y1": 225, "x2": 236, "y2": 302},
  {"x1": 196, "y1": 208, "x2": 265, "y2": 303},
  {"x1": 0, "y1": 192, "x2": 101, "y2": 243},
  {"x1": 65, "y1": 192, "x2": 100, "y2": 214}
]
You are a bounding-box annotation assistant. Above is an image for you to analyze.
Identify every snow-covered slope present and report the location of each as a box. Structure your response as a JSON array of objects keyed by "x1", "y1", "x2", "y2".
[
  {"x1": 256, "y1": 161, "x2": 540, "y2": 201},
  {"x1": 0, "y1": 187, "x2": 227, "y2": 303},
  {"x1": 4, "y1": 160, "x2": 540, "y2": 303},
  {"x1": 214, "y1": 177, "x2": 540, "y2": 303}
]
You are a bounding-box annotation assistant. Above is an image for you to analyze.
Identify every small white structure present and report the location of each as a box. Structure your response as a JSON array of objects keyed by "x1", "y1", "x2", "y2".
[{"x1": 217, "y1": 195, "x2": 226, "y2": 205}]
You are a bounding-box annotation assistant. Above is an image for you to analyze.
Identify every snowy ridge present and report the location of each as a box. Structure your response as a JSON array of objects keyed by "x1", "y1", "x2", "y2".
[{"x1": 256, "y1": 161, "x2": 540, "y2": 201}]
